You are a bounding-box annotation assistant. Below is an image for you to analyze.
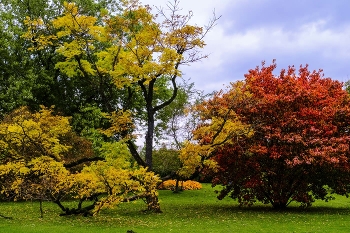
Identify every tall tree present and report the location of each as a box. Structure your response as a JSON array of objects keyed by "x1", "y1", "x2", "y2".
[
  {"x1": 184, "y1": 62, "x2": 350, "y2": 208},
  {"x1": 23, "y1": 0, "x2": 218, "y2": 170},
  {"x1": 0, "y1": 0, "x2": 123, "y2": 120}
]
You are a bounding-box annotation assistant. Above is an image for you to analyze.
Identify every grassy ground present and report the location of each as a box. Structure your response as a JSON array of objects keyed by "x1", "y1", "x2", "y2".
[{"x1": 1, "y1": 184, "x2": 350, "y2": 232}]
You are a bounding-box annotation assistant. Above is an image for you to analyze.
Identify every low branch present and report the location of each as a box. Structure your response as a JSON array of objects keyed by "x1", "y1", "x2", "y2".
[
  {"x1": 160, "y1": 171, "x2": 177, "y2": 182},
  {"x1": 153, "y1": 71, "x2": 179, "y2": 112},
  {"x1": 58, "y1": 204, "x2": 95, "y2": 217},
  {"x1": 64, "y1": 157, "x2": 105, "y2": 169},
  {"x1": 122, "y1": 193, "x2": 147, "y2": 202},
  {"x1": 126, "y1": 140, "x2": 146, "y2": 167},
  {"x1": 0, "y1": 213, "x2": 13, "y2": 219}
]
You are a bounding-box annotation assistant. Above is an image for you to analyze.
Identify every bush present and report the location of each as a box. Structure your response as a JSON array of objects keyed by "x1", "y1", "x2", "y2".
[
  {"x1": 158, "y1": 180, "x2": 202, "y2": 191},
  {"x1": 152, "y1": 148, "x2": 181, "y2": 177}
]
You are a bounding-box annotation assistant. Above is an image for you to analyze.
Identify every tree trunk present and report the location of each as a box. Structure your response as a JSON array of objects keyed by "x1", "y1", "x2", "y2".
[
  {"x1": 145, "y1": 109, "x2": 155, "y2": 170},
  {"x1": 174, "y1": 179, "x2": 182, "y2": 193},
  {"x1": 145, "y1": 195, "x2": 162, "y2": 213},
  {"x1": 272, "y1": 201, "x2": 288, "y2": 209}
]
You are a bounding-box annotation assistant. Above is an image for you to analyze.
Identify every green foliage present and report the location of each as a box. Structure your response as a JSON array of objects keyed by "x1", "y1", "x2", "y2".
[
  {"x1": 21, "y1": 0, "x2": 218, "y2": 170},
  {"x1": 345, "y1": 80, "x2": 350, "y2": 94},
  {"x1": 0, "y1": 0, "x2": 123, "y2": 119},
  {"x1": 71, "y1": 105, "x2": 109, "y2": 134},
  {"x1": 0, "y1": 0, "x2": 216, "y2": 218},
  {"x1": 155, "y1": 79, "x2": 206, "y2": 148},
  {"x1": 152, "y1": 147, "x2": 181, "y2": 177}
]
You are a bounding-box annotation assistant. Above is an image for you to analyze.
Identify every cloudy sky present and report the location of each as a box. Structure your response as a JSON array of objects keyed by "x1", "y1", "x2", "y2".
[{"x1": 141, "y1": 0, "x2": 350, "y2": 93}]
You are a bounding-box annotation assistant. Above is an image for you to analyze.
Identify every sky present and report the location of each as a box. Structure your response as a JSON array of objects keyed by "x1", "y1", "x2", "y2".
[{"x1": 141, "y1": 0, "x2": 350, "y2": 93}]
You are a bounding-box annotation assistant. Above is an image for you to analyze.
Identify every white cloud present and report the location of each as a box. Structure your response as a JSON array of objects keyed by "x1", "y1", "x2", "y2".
[{"x1": 139, "y1": 0, "x2": 350, "y2": 92}]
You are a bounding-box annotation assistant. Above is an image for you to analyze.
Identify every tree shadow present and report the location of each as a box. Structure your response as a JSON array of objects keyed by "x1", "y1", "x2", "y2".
[{"x1": 207, "y1": 204, "x2": 350, "y2": 215}]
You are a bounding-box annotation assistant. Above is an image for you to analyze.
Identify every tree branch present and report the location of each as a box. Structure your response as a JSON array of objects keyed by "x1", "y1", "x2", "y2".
[
  {"x1": 0, "y1": 213, "x2": 13, "y2": 219},
  {"x1": 64, "y1": 156, "x2": 105, "y2": 168},
  {"x1": 153, "y1": 68, "x2": 179, "y2": 112},
  {"x1": 126, "y1": 140, "x2": 146, "y2": 167}
]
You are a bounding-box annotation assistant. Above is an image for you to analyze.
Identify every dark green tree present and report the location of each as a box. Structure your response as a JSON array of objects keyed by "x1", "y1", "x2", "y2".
[{"x1": 0, "y1": 0, "x2": 121, "y2": 120}]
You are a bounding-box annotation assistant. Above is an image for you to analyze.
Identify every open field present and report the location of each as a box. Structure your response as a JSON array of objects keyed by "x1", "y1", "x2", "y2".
[{"x1": 1, "y1": 184, "x2": 350, "y2": 233}]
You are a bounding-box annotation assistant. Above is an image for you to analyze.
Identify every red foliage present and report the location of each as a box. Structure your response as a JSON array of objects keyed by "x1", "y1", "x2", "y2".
[{"x1": 211, "y1": 62, "x2": 350, "y2": 208}]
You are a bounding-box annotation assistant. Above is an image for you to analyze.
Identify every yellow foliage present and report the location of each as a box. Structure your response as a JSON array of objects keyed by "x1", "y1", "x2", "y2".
[
  {"x1": 0, "y1": 107, "x2": 74, "y2": 202},
  {"x1": 52, "y1": 2, "x2": 99, "y2": 38},
  {"x1": 0, "y1": 162, "x2": 26, "y2": 195},
  {"x1": 23, "y1": 0, "x2": 209, "y2": 90},
  {"x1": 0, "y1": 156, "x2": 73, "y2": 200},
  {"x1": 27, "y1": 156, "x2": 74, "y2": 198},
  {"x1": 17, "y1": 0, "x2": 220, "y2": 214},
  {"x1": 0, "y1": 107, "x2": 160, "y2": 214},
  {"x1": 158, "y1": 180, "x2": 202, "y2": 190},
  {"x1": 54, "y1": 60, "x2": 80, "y2": 78},
  {"x1": 22, "y1": 17, "x2": 58, "y2": 51},
  {"x1": 178, "y1": 141, "x2": 213, "y2": 178},
  {"x1": 55, "y1": 41, "x2": 83, "y2": 59},
  {"x1": 178, "y1": 82, "x2": 254, "y2": 179},
  {"x1": 71, "y1": 141, "x2": 160, "y2": 215},
  {"x1": 100, "y1": 110, "x2": 134, "y2": 138},
  {"x1": 73, "y1": 168, "x2": 105, "y2": 199},
  {"x1": 0, "y1": 106, "x2": 72, "y2": 161},
  {"x1": 79, "y1": 163, "x2": 160, "y2": 214}
]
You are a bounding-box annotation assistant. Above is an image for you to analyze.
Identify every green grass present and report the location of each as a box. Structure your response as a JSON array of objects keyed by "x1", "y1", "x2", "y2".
[{"x1": 1, "y1": 184, "x2": 350, "y2": 232}]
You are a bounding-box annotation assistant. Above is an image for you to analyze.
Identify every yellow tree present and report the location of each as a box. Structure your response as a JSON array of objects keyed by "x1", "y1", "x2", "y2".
[
  {"x1": 0, "y1": 106, "x2": 161, "y2": 216},
  {"x1": 73, "y1": 141, "x2": 161, "y2": 215},
  {"x1": 23, "y1": 0, "x2": 219, "y2": 170},
  {"x1": 0, "y1": 106, "x2": 75, "y2": 217},
  {"x1": 178, "y1": 82, "x2": 254, "y2": 179},
  {"x1": 0, "y1": 106, "x2": 72, "y2": 163}
]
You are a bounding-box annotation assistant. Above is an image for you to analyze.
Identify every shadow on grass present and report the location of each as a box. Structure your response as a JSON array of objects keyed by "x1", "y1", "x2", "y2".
[
  {"x1": 211, "y1": 204, "x2": 350, "y2": 214},
  {"x1": 176, "y1": 204, "x2": 350, "y2": 218},
  {"x1": 157, "y1": 187, "x2": 350, "y2": 216},
  {"x1": 112, "y1": 200, "x2": 350, "y2": 220}
]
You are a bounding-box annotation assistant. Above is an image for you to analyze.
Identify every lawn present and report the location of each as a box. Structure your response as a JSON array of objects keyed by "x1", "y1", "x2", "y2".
[{"x1": 1, "y1": 184, "x2": 350, "y2": 233}]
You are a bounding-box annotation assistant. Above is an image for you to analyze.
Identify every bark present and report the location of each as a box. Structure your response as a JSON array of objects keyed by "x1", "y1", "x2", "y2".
[
  {"x1": 141, "y1": 75, "x2": 179, "y2": 171},
  {"x1": 145, "y1": 110, "x2": 155, "y2": 170},
  {"x1": 54, "y1": 198, "x2": 95, "y2": 217},
  {"x1": 126, "y1": 140, "x2": 146, "y2": 167},
  {"x1": 64, "y1": 156, "x2": 105, "y2": 169},
  {"x1": 145, "y1": 195, "x2": 162, "y2": 213},
  {"x1": 58, "y1": 205, "x2": 95, "y2": 217}
]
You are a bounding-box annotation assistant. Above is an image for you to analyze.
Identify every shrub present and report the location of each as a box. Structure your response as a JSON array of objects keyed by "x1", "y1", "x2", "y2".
[{"x1": 158, "y1": 180, "x2": 202, "y2": 191}]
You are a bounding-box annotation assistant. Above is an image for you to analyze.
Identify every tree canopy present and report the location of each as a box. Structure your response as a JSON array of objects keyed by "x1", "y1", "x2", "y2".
[
  {"x1": 21, "y1": 0, "x2": 218, "y2": 170},
  {"x1": 183, "y1": 61, "x2": 350, "y2": 208},
  {"x1": 0, "y1": 106, "x2": 161, "y2": 216},
  {"x1": 0, "y1": 0, "x2": 219, "y2": 217}
]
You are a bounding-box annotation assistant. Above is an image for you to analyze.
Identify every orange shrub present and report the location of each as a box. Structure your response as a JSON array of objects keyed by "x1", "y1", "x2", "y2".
[{"x1": 158, "y1": 180, "x2": 202, "y2": 190}]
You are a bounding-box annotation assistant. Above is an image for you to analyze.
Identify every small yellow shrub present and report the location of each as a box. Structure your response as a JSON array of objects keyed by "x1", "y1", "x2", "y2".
[{"x1": 158, "y1": 180, "x2": 202, "y2": 190}]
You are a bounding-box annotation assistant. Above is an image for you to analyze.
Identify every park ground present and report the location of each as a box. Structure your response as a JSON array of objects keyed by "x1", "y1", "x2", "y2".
[{"x1": 1, "y1": 183, "x2": 350, "y2": 233}]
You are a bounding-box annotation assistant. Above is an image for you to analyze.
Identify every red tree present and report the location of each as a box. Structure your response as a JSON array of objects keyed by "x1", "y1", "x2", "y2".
[{"x1": 208, "y1": 62, "x2": 350, "y2": 208}]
